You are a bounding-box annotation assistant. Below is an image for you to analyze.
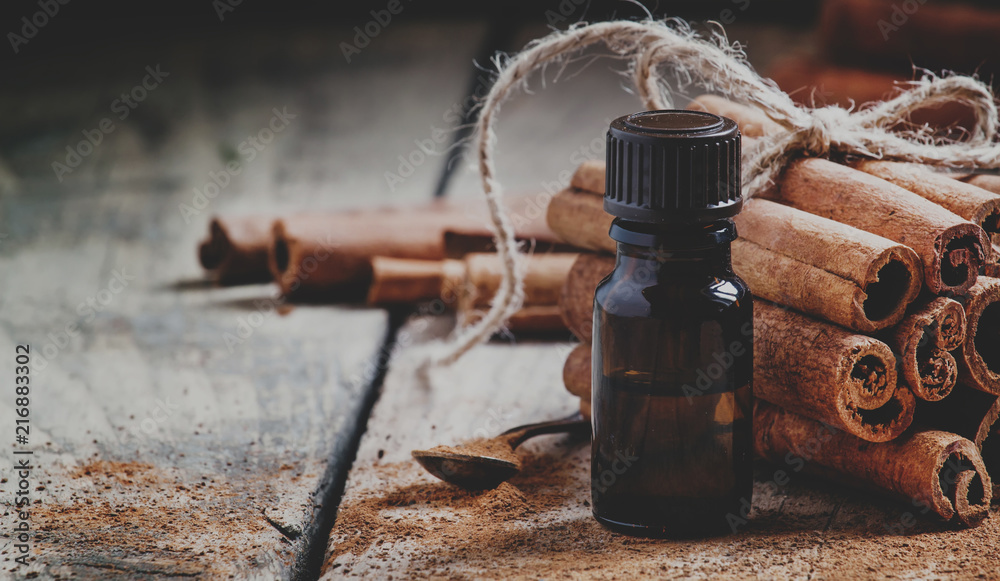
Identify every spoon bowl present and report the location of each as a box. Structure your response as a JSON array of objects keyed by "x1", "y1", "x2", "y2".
[
  {"x1": 411, "y1": 449, "x2": 520, "y2": 490},
  {"x1": 411, "y1": 412, "x2": 590, "y2": 490}
]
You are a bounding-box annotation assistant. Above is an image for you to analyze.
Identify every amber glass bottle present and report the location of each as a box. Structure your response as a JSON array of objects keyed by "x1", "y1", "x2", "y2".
[{"x1": 591, "y1": 110, "x2": 753, "y2": 537}]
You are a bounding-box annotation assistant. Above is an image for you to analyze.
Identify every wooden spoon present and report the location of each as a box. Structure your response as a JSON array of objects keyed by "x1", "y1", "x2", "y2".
[{"x1": 411, "y1": 413, "x2": 590, "y2": 490}]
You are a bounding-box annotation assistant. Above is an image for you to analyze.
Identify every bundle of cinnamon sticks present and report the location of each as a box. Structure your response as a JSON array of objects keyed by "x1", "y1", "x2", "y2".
[
  {"x1": 553, "y1": 96, "x2": 999, "y2": 527},
  {"x1": 197, "y1": 195, "x2": 577, "y2": 334}
]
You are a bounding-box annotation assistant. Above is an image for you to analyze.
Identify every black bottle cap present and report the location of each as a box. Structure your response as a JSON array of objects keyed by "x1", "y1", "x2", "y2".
[{"x1": 604, "y1": 110, "x2": 742, "y2": 224}]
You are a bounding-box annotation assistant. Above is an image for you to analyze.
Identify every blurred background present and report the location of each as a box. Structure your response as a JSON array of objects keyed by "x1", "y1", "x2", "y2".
[
  {"x1": 2, "y1": 0, "x2": 998, "y2": 222},
  {"x1": 0, "y1": 0, "x2": 993, "y2": 214}
]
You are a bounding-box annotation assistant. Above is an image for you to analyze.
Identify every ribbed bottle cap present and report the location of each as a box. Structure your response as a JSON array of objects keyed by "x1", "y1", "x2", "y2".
[{"x1": 604, "y1": 110, "x2": 742, "y2": 223}]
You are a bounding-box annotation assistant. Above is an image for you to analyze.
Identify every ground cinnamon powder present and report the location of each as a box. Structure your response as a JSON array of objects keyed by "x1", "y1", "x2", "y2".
[
  {"x1": 422, "y1": 438, "x2": 521, "y2": 465},
  {"x1": 326, "y1": 436, "x2": 1000, "y2": 579}
]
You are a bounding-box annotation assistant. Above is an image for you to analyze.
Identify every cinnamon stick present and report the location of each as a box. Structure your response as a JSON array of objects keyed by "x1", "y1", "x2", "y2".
[
  {"x1": 198, "y1": 216, "x2": 275, "y2": 284},
  {"x1": 559, "y1": 254, "x2": 614, "y2": 342},
  {"x1": 367, "y1": 253, "x2": 576, "y2": 334},
  {"x1": 270, "y1": 210, "x2": 454, "y2": 299},
  {"x1": 914, "y1": 384, "x2": 1000, "y2": 498},
  {"x1": 883, "y1": 298, "x2": 966, "y2": 402},
  {"x1": 369, "y1": 253, "x2": 576, "y2": 307},
  {"x1": 551, "y1": 175, "x2": 924, "y2": 332},
  {"x1": 735, "y1": 199, "x2": 922, "y2": 332},
  {"x1": 687, "y1": 95, "x2": 781, "y2": 138},
  {"x1": 504, "y1": 305, "x2": 567, "y2": 334},
  {"x1": 269, "y1": 197, "x2": 563, "y2": 298},
  {"x1": 563, "y1": 343, "x2": 591, "y2": 400},
  {"x1": 686, "y1": 96, "x2": 989, "y2": 295},
  {"x1": 569, "y1": 160, "x2": 606, "y2": 195},
  {"x1": 460, "y1": 305, "x2": 566, "y2": 335},
  {"x1": 855, "y1": 161, "x2": 1000, "y2": 243},
  {"x1": 366, "y1": 257, "x2": 465, "y2": 305},
  {"x1": 458, "y1": 253, "x2": 577, "y2": 310},
  {"x1": 754, "y1": 400, "x2": 992, "y2": 526},
  {"x1": 957, "y1": 277, "x2": 1000, "y2": 395},
  {"x1": 960, "y1": 174, "x2": 1000, "y2": 243},
  {"x1": 754, "y1": 300, "x2": 913, "y2": 442},
  {"x1": 546, "y1": 190, "x2": 614, "y2": 254},
  {"x1": 988, "y1": 246, "x2": 1000, "y2": 278},
  {"x1": 768, "y1": 56, "x2": 901, "y2": 106},
  {"x1": 770, "y1": 158, "x2": 987, "y2": 295},
  {"x1": 765, "y1": 56, "x2": 978, "y2": 131},
  {"x1": 691, "y1": 97, "x2": 989, "y2": 208}
]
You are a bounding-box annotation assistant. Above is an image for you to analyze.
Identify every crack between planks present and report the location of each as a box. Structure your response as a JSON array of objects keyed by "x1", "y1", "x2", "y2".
[
  {"x1": 290, "y1": 19, "x2": 520, "y2": 577},
  {"x1": 289, "y1": 307, "x2": 409, "y2": 581}
]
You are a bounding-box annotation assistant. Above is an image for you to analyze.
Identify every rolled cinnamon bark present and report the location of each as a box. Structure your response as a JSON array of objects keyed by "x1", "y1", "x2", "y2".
[
  {"x1": 459, "y1": 253, "x2": 577, "y2": 310},
  {"x1": 988, "y1": 245, "x2": 1000, "y2": 278},
  {"x1": 688, "y1": 95, "x2": 781, "y2": 138},
  {"x1": 369, "y1": 253, "x2": 576, "y2": 308},
  {"x1": 550, "y1": 176, "x2": 924, "y2": 332},
  {"x1": 883, "y1": 298, "x2": 966, "y2": 402},
  {"x1": 366, "y1": 257, "x2": 466, "y2": 305},
  {"x1": 771, "y1": 158, "x2": 987, "y2": 295},
  {"x1": 768, "y1": 56, "x2": 900, "y2": 106},
  {"x1": 735, "y1": 199, "x2": 922, "y2": 332},
  {"x1": 754, "y1": 400, "x2": 992, "y2": 526},
  {"x1": 755, "y1": 300, "x2": 912, "y2": 442},
  {"x1": 559, "y1": 254, "x2": 614, "y2": 342},
  {"x1": 460, "y1": 304, "x2": 566, "y2": 334},
  {"x1": 685, "y1": 97, "x2": 990, "y2": 295},
  {"x1": 952, "y1": 470, "x2": 990, "y2": 528},
  {"x1": 570, "y1": 160, "x2": 606, "y2": 195},
  {"x1": 563, "y1": 343, "x2": 591, "y2": 400},
  {"x1": 856, "y1": 161, "x2": 1000, "y2": 243},
  {"x1": 914, "y1": 384, "x2": 1000, "y2": 498},
  {"x1": 765, "y1": 57, "x2": 978, "y2": 130},
  {"x1": 960, "y1": 175, "x2": 1000, "y2": 244},
  {"x1": 507, "y1": 305, "x2": 568, "y2": 333},
  {"x1": 270, "y1": 209, "x2": 455, "y2": 299},
  {"x1": 198, "y1": 216, "x2": 275, "y2": 284},
  {"x1": 368, "y1": 254, "x2": 576, "y2": 335},
  {"x1": 270, "y1": 197, "x2": 564, "y2": 298},
  {"x1": 546, "y1": 189, "x2": 614, "y2": 254},
  {"x1": 443, "y1": 253, "x2": 576, "y2": 335},
  {"x1": 957, "y1": 277, "x2": 1000, "y2": 395}
]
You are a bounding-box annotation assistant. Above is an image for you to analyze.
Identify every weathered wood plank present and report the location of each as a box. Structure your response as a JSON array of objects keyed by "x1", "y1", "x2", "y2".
[
  {"x1": 323, "y1": 320, "x2": 1000, "y2": 580},
  {"x1": 0, "y1": 20, "x2": 486, "y2": 579}
]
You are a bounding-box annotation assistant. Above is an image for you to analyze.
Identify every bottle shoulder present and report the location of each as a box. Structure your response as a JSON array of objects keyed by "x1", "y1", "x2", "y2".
[{"x1": 595, "y1": 267, "x2": 752, "y2": 318}]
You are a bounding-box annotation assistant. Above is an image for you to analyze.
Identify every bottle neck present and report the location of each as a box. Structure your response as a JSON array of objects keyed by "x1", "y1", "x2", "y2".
[{"x1": 610, "y1": 218, "x2": 736, "y2": 274}]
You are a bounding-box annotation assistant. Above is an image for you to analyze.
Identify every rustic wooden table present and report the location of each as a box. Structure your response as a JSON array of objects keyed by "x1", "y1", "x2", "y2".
[{"x1": 1, "y1": 17, "x2": 997, "y2": 581}]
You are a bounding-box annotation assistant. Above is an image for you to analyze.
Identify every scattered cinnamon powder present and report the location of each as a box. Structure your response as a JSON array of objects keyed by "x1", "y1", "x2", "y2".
[
  {"x1": 20, "y1": 456, "x2": 314, "y2": 578},
  {"x1": 326, "y1": 437, "x2": 1000, "y2": 579},
  {"x1": 70, "y1": 460, "x2": 158, "y2": 486}
]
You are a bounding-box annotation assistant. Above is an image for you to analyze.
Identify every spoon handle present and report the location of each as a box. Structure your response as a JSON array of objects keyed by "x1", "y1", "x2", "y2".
[{"x1": 501, "y1": 412, "x2": 591, "y2": 449}]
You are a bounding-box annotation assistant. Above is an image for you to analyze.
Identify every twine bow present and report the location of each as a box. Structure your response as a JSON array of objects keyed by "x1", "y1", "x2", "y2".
[{"x1": 422, "y1": 18, "x2": 1000, "y2": 371}]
